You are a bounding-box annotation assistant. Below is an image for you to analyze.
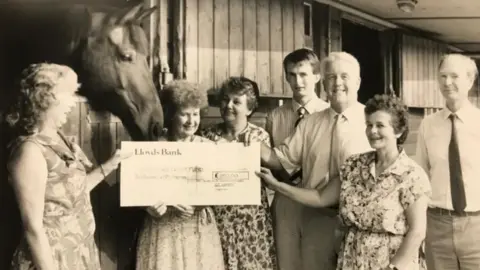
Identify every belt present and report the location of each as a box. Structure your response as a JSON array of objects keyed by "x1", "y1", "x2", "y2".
[{"x1": 428, "y1": 207, "x2": 480, "y2": 217}]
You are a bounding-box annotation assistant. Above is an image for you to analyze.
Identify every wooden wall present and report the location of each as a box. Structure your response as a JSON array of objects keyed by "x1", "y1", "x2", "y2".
[
  {"x1": 467, "y1": 60, "x2": 480, "y2": 107},
  {"x1": 184, "y1": 0, "x2": 306, "y2": 97},
  {"x1": 400, "y1": 33, "x2": 448, "y2": 108}
]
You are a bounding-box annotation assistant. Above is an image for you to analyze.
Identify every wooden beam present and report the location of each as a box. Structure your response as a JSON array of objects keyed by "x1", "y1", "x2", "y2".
[{"x1": 171, "y1": 0, "x2": 185, "y2": 79}]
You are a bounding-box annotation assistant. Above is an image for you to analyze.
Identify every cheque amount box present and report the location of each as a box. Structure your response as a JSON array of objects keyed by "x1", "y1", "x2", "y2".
[
  {"x1": 212, "y1": 171, "x2": 249, "y2": 191},
  {"x1": 212, "y1": 171, "x2": 249, "y2": 182}
]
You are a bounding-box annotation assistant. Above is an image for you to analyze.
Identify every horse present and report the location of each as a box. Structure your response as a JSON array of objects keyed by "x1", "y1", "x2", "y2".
[
  {"x1": 0, "y1": 2, "x2": 164, "y2": 268},
  {"x1": 0, "y1": 1, "x2": 164, "y2": 141}
]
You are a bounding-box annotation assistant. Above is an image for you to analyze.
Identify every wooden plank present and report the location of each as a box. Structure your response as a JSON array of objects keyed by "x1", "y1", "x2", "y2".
[
  {"x1": 328, "y1": 6, "x2": 342, "y2": 51},
  {"x1": 293, "y1": 0, "x2": 304, "y2": 49},
  {"x1": 172, "y1": 0, "x2": 185, "y2": 78},
  {"x1": 214, "y1": 0, "x2": 230, "y2": 88},
  {"x1": 269, "y1": 0, "x2": 283, "y2": 95},
  {"x1": 243, "y1": 0, "x2": 257, "y2": 82},
  {"x1": 415, "y1": 38, "x2": 422, "y2": 106},
  {"x1": 431, "y1": 42, "x2": 438, "y2": 106},
  {"x1": 198, "y1": 0, "x2": 215, "y2": 92},
  {"x1": 311, "y1": 1, "x2": 327, "y2": 99},
  {"x1": 157, "y1": 0, "x2": 169, "y2": 73},
  {"x1": 90, "y1": 122, "x2": 119, "y2": 270},
  {"x1": 115, "y1": 124, "x2": 143, "y2": 270},
  {"x1": 185, "y1": 0, "x2": 199, "y2": 83},
  {"x1": 256, "y1": 0, "x2": 271, "y2": 95},
  {"x1": 61, "y1": 101, "x2": 81, "y2": 144},
  {"x1": 282, "y1": 0, "x2": 294, "y2": 94},
  {"x1": 403, "y1": 35, "x2": 411, "y2": 105},
  {"x1": 229, "y1": 0, "x2": 244, "y2": 77},
  {"x1": 142, "y1": 0, "x2": 156, "y2": 71}
]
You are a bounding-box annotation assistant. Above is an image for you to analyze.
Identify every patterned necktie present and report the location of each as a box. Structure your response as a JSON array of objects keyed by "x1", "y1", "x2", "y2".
[
  {"x1": 288, "y1": 107, "x2": 308, "y2": 184},
  {"x1": 449, "y1": 114, "x2": 466, "y2": 212},
  {"x1": 294, "y1": 107, "x2": 307, "y2": 128}
]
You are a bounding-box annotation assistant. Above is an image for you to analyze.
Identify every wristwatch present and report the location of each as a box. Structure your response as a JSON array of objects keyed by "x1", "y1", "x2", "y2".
[{"x1": 388, "y1": 263, "x2": 399, "y2": 270}]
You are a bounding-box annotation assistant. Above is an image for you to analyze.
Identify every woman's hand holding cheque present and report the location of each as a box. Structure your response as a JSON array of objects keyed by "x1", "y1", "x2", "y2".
[
  {"x1": 146, "y1": 202, "x2": 168, "y2": 218},
  {"x1": 146, "y1": 202, "x2": 195, "y2": 219}
]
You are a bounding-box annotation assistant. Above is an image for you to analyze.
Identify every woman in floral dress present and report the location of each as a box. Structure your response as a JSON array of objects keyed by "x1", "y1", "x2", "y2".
[
  {"x1": 135, "y1": 80, "x2": 225, "y2": 270},
  {"x1": 257, "y1": 93, "x2": 430, "y2": 270},
  {"x1": 200, "y1": 77, "x2": 277, "y2": 270},
  {"x1": 6, "y1": 63, "x2": 128, "y2": 270}
]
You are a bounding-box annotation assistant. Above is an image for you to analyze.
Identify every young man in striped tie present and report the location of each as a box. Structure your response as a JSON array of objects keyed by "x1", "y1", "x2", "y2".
[{"x1": 263, "y1": 49, "x2": 333, "y2": 270}]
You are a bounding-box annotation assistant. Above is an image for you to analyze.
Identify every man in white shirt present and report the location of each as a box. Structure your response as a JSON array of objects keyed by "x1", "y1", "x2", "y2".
[
  {"x1": 265, "y1": 48, "x2": 329, "y2": 270},
  {"x1": 252, "y1": 51, "x2": 371, "y2": 270},
  {"x1": 416, "y1": 54, "x2": 480, "y2": 270}
]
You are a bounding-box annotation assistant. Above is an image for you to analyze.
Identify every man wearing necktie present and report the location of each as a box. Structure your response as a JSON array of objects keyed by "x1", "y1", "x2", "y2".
[
  {"x1": 264, "y1": 48, "x2": 328, "y2": 270},
  {"x1": 416, "y1": 54, "x2": 480, "y2": 270},
  {"x1": 251, "y1": 52, "x2": 371, "y2": 270}
]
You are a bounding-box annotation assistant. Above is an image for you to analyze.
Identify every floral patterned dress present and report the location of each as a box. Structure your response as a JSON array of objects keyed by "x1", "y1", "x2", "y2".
[
  {"x1": 200, "y1": 122, "x2": 277, "y2": 270},
  {"x1": 8, "y1": 132, "x2": 100, "y2": 270},
  {"x1": 135, "y1": 135, "x2": 225, "y2": 270},
  {"x1": 337, "y1": 149, "x2": 431, "y2": 270}
]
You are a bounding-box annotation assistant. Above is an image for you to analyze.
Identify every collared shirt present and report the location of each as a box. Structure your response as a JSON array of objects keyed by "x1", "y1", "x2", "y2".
[
  {"x1": 274, "y1": 102, "x2": 372, "y2": 189},
  {"x1": 415, "y1": 101, "x2": 480, "y2": 211},
  {"x1": 265, "y1": 97, "x2": 329, "y2": 147}
]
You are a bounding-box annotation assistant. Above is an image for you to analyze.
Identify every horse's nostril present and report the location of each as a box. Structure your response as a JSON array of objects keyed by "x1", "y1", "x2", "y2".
[{"x1": 149, "y1": 122, "x2": 164, "y2": 140}]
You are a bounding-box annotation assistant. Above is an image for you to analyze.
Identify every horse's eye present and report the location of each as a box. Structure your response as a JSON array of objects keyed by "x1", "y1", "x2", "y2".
[
  {"x1": 118, "y1": 49, "x2": 136, "y2": 62},
  {"x1": 120, "y1": 53, "x2": 134, "y2": 62}
]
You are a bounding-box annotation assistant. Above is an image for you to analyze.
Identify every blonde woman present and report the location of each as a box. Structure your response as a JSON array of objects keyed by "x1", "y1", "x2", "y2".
[{"x1": 6, "y1": 63, "x2": 129, "y2": 270}]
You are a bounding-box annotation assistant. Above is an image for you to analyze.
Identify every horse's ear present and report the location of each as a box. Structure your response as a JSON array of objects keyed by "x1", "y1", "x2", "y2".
[
  {"x1": 117, "y1": 3, "x2": 144, "y2": 24},
  {"x1": 135, "y1": 6, "x2": 157, "y2": 23}
]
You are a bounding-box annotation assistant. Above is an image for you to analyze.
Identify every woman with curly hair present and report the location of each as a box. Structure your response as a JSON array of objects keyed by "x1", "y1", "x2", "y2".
[
  {"x1": 256, "y1": 93, "x2": 431, "y2": 270},
  {"x1": 200, "y1": 76, "x2": 277, "y2": 270},
  {"x1": 135, "y1": 80, "x2": 225, "y2": 270},
  {"x1": 6, "y1": 63, "x2": 129, "y2": 270}
]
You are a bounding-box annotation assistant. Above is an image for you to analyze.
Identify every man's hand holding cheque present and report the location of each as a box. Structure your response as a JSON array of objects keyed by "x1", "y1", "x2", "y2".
[{"x1": 255, "y1": 167, "x2": 283, "y2": 191}]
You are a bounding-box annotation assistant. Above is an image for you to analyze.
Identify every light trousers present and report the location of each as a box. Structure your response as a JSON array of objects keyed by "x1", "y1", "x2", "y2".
[
  {"x1": 272, "y1": 193, "x2": 339, "y2": 270},
  {"x1": 426, "y1": 209, "x2": 480, "y2": 270}
]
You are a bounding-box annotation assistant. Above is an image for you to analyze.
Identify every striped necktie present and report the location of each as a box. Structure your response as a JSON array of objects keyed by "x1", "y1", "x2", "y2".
[
  {"x1": 288, "y1": 107, "x2": 308, "y2": 184},
  {"x1": 294, "y1": 107, "x2": 307, "y2": 128}
]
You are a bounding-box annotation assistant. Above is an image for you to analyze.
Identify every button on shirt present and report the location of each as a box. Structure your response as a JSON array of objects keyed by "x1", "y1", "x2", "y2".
[
  {"x1": 274, "y1": 103, "x2": 372, "y2": 189},
  {"x1": 416, "y1": 102, "x2": 480, "y2": 211}
]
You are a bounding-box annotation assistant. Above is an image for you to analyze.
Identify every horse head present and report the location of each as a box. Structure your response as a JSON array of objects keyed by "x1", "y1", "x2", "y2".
[{"x1": 73, "y1": 3, "x2": 164, "y2": 141}]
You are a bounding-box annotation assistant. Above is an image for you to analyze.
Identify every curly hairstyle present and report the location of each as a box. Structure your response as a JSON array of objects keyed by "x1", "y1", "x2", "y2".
[
  {"x1": 5, "y1": 63, "x2": 79, "y2": 135},
  {"x1": 159, "y1": 80, "x2": 209, "y2": 129},
  {"x1": 364, "y1": 93, "x2": 409, "y2": 145},
  {"x1": 218, "y1": 76, "x2": 260, "y2": 117}
]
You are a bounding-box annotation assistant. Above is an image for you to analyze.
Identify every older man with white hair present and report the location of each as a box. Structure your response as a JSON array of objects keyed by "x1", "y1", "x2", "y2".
[
  {"x1": 247, "y1": 51, "x2": 371, "y2": 270},
  {"x1": 416, "y1": 54, "x2": 480, "y2": 270}
]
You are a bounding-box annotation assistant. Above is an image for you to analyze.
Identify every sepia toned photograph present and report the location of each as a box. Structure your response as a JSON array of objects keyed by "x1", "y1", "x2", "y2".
[{"x1": 0, "y1": 0, "x2": 479, "y2": 269}]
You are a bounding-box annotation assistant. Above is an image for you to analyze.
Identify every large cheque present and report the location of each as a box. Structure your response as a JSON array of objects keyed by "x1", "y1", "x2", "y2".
[{"x1": 119, "y1": 141, "x2": 261, "y2": 206}]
